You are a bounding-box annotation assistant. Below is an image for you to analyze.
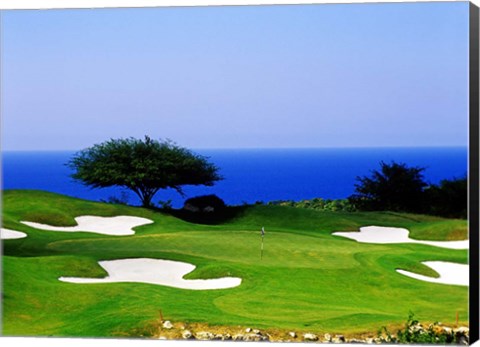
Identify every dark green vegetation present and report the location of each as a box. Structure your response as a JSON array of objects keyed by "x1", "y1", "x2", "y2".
[
  {"x1": 379, "y1": 312, "x2": 461, "y2": 344},
  {"x1": 349, "y1": 162, "x2": 426, "y2": 213},
  {"x1": 424, "y1": 177, "x2": 468, "y2": 219},
  {"x1": 2, "y1": 190, "x2": 468, "y2": 338},
  {"x1": 349, "y1": 161, "x2": 467, "y2": 218},
  {"x1": 68, "y1": 136, "x2": 221, "y2": 207},
  {"x1": 183, "y1": 194, "x2": 226, "y2": 212},
  {"x1": 268, "y1": 198, "x2": 354, "y2": 212}
]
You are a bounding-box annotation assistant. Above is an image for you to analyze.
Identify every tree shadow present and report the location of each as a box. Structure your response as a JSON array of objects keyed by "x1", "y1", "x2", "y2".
[{"x1": 165, "y1": 205, "x2": 249, "y2": 225}]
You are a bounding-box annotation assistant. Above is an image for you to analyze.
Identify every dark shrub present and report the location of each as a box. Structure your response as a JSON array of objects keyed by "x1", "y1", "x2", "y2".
[
  {"x1": 349, "y1": 161, "x2": 427, "y2": 213},
  {"x1": 379, "y1": 312, "x2": 457, "y2": 344},
  {"x1": 183, "y1": 195, "x2": 226, "y2": 213},
  {"x1": 424, "y1": 176, "x2": 467, "y2": 219}
]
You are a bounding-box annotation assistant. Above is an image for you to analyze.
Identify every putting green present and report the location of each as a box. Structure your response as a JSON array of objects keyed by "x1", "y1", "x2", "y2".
[{"x1": 1, "y1": 190, "x2": 468, "y2": 338}]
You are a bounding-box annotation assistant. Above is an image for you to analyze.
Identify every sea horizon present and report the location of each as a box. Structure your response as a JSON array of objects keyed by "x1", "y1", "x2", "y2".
[{"x1": 2, "y1": 146, "x2": 468, "y2": 208}]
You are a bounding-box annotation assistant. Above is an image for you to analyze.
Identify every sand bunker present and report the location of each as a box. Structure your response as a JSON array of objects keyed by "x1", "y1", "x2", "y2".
[
  {"x1": 59, "y1": 258, "x2": 242, "y2": 290},
  {"x1": 397, "y1": 261, "x2": 468, "y2": 286},
  {"x1": 1, "y1": 228, "x2": 27, "y2": 240},
  {"x1": 21, "y1": 215, "x2": 153, "y2": 236},
  {"x1": 332, "y1": 226, "x2": 468, "y2": 250},
  {"x1": 333, "y1": 226, "x2": 468, "y2": 286}
]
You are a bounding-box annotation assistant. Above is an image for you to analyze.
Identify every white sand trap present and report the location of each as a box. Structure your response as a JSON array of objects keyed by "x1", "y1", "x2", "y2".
[
  {"x1": 332, "y1": 226, "x2": 468, "y2": 250},
  {"x1": 397, "y1": 261, "x2": 468, "y2": 286},
  {"x1": 1, "y1": 228, "x2": 27, "y2": 239},
  {"x1": 59, "y1": 258, "x2": 242, "y2": 290},
  {"x1": 20, "y1": 215, "x2": 153, "y2": 236}
]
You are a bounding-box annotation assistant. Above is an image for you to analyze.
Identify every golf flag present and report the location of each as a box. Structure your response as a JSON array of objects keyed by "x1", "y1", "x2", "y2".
[{"x1": 261, "y1": 227, "x2": 265, "y2": 237}]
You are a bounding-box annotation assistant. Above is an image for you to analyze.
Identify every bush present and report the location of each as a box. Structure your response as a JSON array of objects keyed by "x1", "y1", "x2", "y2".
[
  {"x1": 268, "y1": 198, "x2": 355, "y2": 212},
  {"x1": 379, "y1": 312, "x2": 457, "y2": 344},
  {"x1": 349, "y1": 161, "x2": 427, "y2": 213},
  {"x1": 424, "y1": 177, "x2": 467, "y2": 219},
  {"x1": 158, "y1": 199, "x2": 173, "y2": 210},
  {"x1": 348, "y1": 161, "x2": 467, "y2": 218},
  {"x1": 183, "y1": 195, "x2": 226, "y2": 213}
]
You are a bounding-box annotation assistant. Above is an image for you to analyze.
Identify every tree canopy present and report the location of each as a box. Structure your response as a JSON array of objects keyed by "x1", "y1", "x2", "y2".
[
  {"x1": 348, "y1": 161, "x2": 427, "y2": 213},
  {"x1": 424, "y1": 176, "x2": 467, "y2": 218},
  {"x1": 68, "y1": 136, "x2": 222, "y2": 207},
  {"x1": 348, "y1": 161, "x2": 467, "y2": 218}
]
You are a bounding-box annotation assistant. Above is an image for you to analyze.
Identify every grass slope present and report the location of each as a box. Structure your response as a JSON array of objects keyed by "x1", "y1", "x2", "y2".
[{"x1": 1, "y1": 190, "x2": 468, "y2": 338}]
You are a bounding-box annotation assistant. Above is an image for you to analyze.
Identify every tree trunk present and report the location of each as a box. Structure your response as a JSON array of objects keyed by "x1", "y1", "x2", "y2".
[
  {"x1": 131, "y1": 187, "x2": 159, "y2": 208},
  {"x1": 140, "y1": 196, "x2": 153, "y2": 208}
]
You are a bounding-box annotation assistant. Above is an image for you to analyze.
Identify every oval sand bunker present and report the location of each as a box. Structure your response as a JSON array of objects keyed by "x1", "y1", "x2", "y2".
[
  {"x1": 332, "y1": 226, "x2": 468, "y2": 250},
  {"x1": 397, "y1": 261, "x2": 468, "y2": 286},
  {"x1": 1, "y1": 228, "x2": 27, "y2": 240},
  {"x1": 21, "y1": 215, "x2": 153, "y2": 236},
  {"x1": 59, "y1": 258, "x2": 242, "y2": 290}
]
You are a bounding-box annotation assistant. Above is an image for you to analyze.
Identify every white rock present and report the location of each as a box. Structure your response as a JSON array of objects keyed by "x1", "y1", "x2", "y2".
[
  {"x1": 332, "y1": 335, "x2": 345, "y2": 343},
  {"x1": 455, "y1": 327, "x2": 469, "y2": 335},
  {"x1": 244, "y1": 333, "x2": 264, "y2": 342},
  {"x1": 221, "y1": 333, "x2": 232, "y2": 340},
  {"x1": 162, "y1": 320, "x2": 173, "y2": 329},
  {"x1": 232, "y1": 334, "x2": 244, "y2": 341},
  {"x1": 409, "y1": 324, "x2": 423, "y2": 333},
  {"x1": 348, "y1": 338, "x2": 364, "y2": 344},
  {"x1": 182, "y1": 330, "x2": 192, "y2": 339},
  {"x1": 195, "y1": 331, "x2": 214, "y2": 340},
  {"x1": 442, "y1": 327, "x2": 453, "y2": 334},
  {"x1": 303, "y1": 333, "x2": 318, "y2": 341}
]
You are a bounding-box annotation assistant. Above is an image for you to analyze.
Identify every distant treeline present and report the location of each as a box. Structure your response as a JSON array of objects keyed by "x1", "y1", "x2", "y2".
[{"x1": 269, "y1": 161, "x2": 467, "y2": 219}]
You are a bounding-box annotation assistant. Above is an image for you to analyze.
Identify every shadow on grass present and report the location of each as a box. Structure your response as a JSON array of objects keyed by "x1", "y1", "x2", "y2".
[{"x1": 164, "y1": 206, "x2": 249, "y2": 225}]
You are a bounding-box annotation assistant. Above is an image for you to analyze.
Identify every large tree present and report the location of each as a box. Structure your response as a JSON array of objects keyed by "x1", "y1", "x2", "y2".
[
  {"x1": 348, "y1": 161, "x2": 427, "y2": 213},
  {"x1": 68, "y1": 136, "x2": 222, "y2": 207}
]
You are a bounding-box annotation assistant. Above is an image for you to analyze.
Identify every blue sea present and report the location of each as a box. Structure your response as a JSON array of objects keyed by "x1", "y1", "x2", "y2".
[{"x1": 1, "y1": 147, "x2": 467, "y2": 208}]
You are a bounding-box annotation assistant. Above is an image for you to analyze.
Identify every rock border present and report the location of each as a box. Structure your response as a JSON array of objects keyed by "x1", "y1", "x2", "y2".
[{"x1": 154, "y1": 320, "x2": 469, "y2": 345}]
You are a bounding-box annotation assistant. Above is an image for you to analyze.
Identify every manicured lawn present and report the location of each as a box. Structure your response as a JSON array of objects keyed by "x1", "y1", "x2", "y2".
[{"x1": 1, "y1": 190, "x2": 468, "y2": 337}]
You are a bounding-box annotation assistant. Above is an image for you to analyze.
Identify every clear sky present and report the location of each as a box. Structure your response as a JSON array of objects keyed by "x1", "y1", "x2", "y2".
[{"x1": 1, "y1": 2, "x2": 469, "y2": 150}]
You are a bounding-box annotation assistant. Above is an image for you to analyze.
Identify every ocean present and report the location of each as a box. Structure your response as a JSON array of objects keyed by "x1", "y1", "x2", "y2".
[{"x1": 1, "y1": 147, "x2": 467, "y2": 208}]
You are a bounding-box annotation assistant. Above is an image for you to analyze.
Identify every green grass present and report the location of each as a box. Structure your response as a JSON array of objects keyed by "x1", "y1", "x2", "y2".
[{"x1": 1, "y1": 189, "x2": 469, "y2": 338}]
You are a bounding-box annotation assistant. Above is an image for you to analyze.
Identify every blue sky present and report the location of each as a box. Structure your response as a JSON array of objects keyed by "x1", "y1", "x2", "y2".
[{"x1": 1, "y1": 2, "x2": 469, "y2": 150}]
